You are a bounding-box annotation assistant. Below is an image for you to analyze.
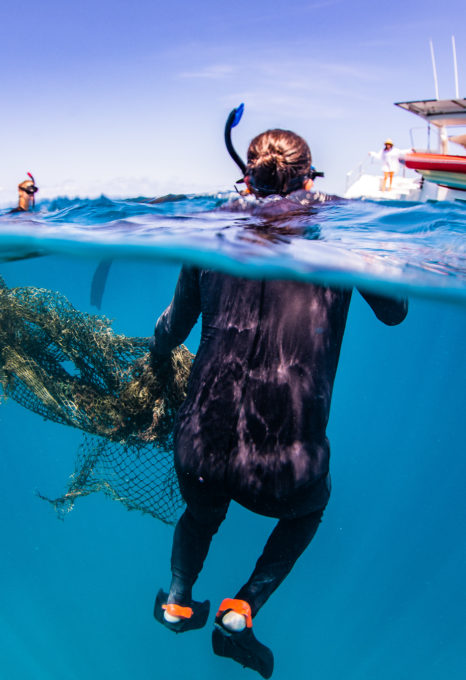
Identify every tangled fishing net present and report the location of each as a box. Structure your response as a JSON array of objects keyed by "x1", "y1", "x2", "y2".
[{"x1": 0, "y1": 274, "x2": 194, "y2": 523}]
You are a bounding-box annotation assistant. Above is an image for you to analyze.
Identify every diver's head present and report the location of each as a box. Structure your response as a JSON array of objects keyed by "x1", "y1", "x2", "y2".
[
  {"x1": 384, "y1": 138, "x2": 394, "y2": 150},
  {"x1": 17, "y1": 177, "x2": 38, "y2": 211},
  {"x1": 245, "y1": 129, "x2": 313, "y2": 197}
]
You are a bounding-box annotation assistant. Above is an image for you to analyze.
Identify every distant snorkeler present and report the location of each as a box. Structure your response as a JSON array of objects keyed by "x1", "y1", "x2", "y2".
[
  {"x1": 9, "y1": 173, "x2": 38, "y2": 213},
  {"x1": 150, "y1": 106, "x2": 408, "y2": 678}
]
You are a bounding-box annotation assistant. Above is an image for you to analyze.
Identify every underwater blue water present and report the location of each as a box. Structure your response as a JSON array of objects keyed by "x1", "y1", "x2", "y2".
[{"x1": 0, "y1": 194, "x2": 465, "y2": 679}]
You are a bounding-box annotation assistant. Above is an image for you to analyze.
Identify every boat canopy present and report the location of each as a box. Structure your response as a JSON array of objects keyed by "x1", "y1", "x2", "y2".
[{"x1": 395, "y1": 98, "x2": 466, "y2": 127}]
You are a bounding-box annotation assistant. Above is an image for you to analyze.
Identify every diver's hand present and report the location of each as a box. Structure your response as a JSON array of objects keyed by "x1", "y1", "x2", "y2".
[{"x1": 148, "y1": 337, "x2": 172, "y2": 374}]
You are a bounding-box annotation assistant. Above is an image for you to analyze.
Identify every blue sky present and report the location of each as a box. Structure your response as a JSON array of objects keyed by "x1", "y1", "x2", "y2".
[{"x1": 1, "y1": 0, "x2": 465, "y2": 203}]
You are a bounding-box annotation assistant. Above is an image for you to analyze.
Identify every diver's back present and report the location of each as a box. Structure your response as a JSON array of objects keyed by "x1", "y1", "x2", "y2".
[
  {"x1": 175, "y1": 269, "x2": 350, "y2": 503},
  {"x1": 180, "y1": 270, "x2": 351, "y2": 446},
  {"x1": 196, "y1": 269, "x2": 351, "y2": 379}
]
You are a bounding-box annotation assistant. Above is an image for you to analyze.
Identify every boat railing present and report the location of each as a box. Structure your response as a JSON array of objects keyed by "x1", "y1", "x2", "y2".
[
  {"x1": 409, "y1": 125, "x2": 433, "y2": 151},
  {"x1": 345, "y1": 156, "x2": 383, "y2": 191},
  {"x1": 345, "y1": 162, "x2": 363, "y2": 191},
  {"x1": 346, "y1": 154, "x2": 418, "y2": 192}
]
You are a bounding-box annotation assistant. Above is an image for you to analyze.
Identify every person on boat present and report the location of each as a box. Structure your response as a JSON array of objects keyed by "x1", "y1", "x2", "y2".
[
  {"x1": 369, "y1": 139, "x2": 409, "y2": 191},
  {"x1": 150, "y1": 127, "x2": 408, "y2": 678},
  {"x1": 9, "y1": 174, "x2": 38, "y2": 213}
]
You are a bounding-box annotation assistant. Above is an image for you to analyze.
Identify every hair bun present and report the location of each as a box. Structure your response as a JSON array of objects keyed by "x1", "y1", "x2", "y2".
[{"x1": 246, "y1": 130, "x2": 311, "y2": 196}]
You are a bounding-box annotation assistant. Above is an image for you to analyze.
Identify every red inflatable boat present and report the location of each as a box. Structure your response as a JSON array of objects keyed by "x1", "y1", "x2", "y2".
[
  {"x1": 402, "y1": 153, "x2": 466, "y2": 174},
  {"x1": 400, "y1": 152, "x2": 466, "y2": 191}
]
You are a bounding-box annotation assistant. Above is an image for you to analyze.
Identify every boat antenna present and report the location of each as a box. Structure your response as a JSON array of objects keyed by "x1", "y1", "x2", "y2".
[
  {"x1": 452, "y1": 35, "x2": 459, "y2": 98},
  {"x1": 429, "y1": 39, "x2": 440, "y2": 100}
]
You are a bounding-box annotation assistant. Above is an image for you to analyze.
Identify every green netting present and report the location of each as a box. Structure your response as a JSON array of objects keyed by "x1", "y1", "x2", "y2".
[{"x1": 0, "y1": 274, "x2": 192, "y2": 523}]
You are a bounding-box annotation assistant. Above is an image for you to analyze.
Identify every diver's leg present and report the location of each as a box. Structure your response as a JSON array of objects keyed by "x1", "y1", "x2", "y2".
[
  {"x1": 382, "y1": 172, "x2": 388, "y2": 191},
  {"x1": 212, "y1": 509, "x2": 323, "y2": 677},
  {"x1": 168, "y1": 502, "x2": 228, "y2": 604},
  {"x1": 155, "y1": 503, "x2": 228, "y2": 632},
  {"x1": 235, "y1": 508, "x2": 324, "y2": 617},
  {"x1": 154, "y1": 472, "x2": 229, "y2": 632},
  {"x1": 388, "y1": 171, "x2": 394, "y2": 189},
  {"x1": 168, "y1": 443, "x2": 230, "y2": 604}
]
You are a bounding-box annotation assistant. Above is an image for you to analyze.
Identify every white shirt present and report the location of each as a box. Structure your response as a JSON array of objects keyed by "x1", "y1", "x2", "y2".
[{"x1": 370, "y1": 147, "x2": 409, "y2": 172}]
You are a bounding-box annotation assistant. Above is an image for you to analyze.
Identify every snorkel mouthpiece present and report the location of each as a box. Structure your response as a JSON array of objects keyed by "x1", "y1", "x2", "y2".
[
  {"x1": 309, "y1": 166, "x2": 324, "y2": 180},
  {"x1": 225, "y1": 103, "x2": 247, "y2": 176}
]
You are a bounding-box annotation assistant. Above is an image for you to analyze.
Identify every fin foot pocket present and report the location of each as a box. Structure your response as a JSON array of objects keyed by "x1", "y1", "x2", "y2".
[
  {"x1": 154, "y1": 589, "x2": 210, "y2": 633},
  {"x1": 212, "y1": 623, "x2": 274, "y2": 678}
]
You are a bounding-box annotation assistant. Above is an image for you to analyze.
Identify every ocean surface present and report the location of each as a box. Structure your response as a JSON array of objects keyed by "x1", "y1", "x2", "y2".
[{"x1": 0, "y1": 192, "x2": 465, "y2": 680}]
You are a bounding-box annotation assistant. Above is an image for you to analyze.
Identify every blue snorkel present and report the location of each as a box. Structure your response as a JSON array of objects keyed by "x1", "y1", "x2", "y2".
[{"x1": 224, "y1": 103, "x2": 247, "y2": 176}]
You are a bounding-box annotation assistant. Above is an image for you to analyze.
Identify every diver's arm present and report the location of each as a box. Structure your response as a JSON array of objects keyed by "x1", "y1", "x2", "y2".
[
  {"x1": 358, "y1": 289, "x2": 408, "y2": 326},
  {"x1": 150, "y1": 266, "x2": 201, "y2": 358}
]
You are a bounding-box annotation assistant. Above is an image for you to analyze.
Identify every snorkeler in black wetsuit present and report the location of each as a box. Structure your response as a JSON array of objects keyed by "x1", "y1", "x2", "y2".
[{"x1": 151, "y1": 127, "x2": 407, "y2": 678}]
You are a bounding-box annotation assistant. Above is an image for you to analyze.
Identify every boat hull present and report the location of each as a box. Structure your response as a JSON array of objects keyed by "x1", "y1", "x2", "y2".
[
  {"x1": 401, "y1": 153, "x2": 466, "y2": 192},
  {"x1": 344, "y1": 172, "x2": 466, "y2": 202},
  {"x1": 402, "y1": 153, "x2": 466, "y2": 174}
]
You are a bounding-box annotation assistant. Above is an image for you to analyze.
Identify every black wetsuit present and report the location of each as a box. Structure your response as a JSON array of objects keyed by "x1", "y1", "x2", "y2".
[{"x1": 151, "y1": 267, "x2": 407, "y2": 616}]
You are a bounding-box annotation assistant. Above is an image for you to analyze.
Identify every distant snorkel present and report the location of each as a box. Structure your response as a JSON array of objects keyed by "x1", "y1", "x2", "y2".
[
  {"x1": 25, "y1": 172, "x2": 38, "y2": 208},
  {"x1": 224, "y1": 104, "x2": 324, "y2": 194}
]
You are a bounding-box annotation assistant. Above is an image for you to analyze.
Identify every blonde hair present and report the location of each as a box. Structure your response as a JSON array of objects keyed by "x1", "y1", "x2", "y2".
[{"x1": 246, "y1": 129, "x2": 312, "y2": 196}]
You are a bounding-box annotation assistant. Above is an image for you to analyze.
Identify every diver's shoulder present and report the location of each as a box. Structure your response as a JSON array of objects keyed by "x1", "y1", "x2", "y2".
[
  {"x1": 289, "y1": 189, "x2": 344, "y2": 205},
  {"x1": 220, "y1": 189, "x2": 344, "y2": 214}
]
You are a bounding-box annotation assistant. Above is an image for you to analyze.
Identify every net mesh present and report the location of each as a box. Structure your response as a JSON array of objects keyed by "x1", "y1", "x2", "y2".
[{"x1": 0, "y1": 274, "x2": 192, "y2": 523}]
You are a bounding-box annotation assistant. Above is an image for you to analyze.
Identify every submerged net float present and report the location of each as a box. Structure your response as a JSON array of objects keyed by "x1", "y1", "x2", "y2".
[{"x1": 0, "y1": 274, "x2": 193, "y2": 523}]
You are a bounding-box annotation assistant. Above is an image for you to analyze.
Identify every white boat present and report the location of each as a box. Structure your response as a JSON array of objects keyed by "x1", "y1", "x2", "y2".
[{"x1": 345, "y1": 98, "x2": 466, "y2": 203}]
